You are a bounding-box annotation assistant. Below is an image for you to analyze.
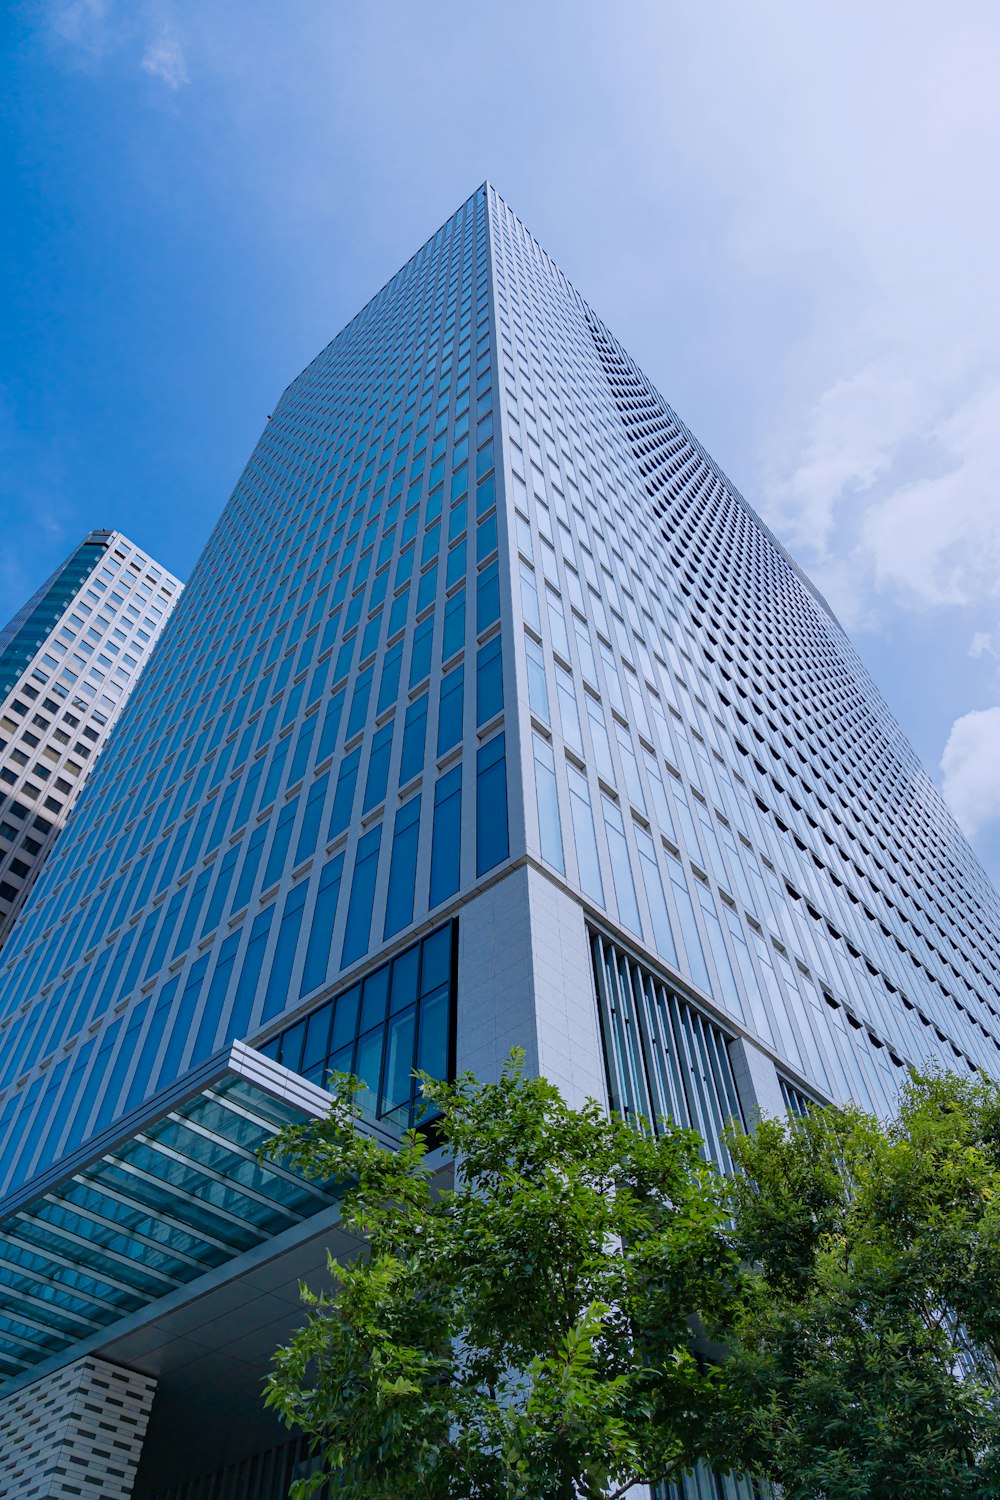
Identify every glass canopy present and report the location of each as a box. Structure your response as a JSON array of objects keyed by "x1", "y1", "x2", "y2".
[{"x1": 0, "y1": 1044, "x2": 357, "y2": 1385}]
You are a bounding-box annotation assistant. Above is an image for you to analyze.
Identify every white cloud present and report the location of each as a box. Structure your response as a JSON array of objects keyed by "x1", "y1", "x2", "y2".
[
  {"x1": 765, "y1": 361, "x2": 937, "y2": 558},
  {"x1": 861, "y1": 383, "x2": 1000, "y2": 608},
  {"x1": 44, "y1": 0, "x2": 115, "y2": 61},
  {"x1": 940, "y1": 707, "x2": 1000, "y2": 838},
  {"x1": 141, "y1": 29, "x2": 188, "y2": 89},
  {"x1": 970, "y1": 632, "x2": 1000, "y2": 662},
  {"x1": 43, "y1": 0, "x2": 188, "y2": 88}
]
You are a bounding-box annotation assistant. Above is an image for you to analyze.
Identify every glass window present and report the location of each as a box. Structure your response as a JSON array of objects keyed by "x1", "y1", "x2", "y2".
[
  {"x1": 476, "y1": 636, "x2": 503, "y2": 725},
  {"x1": 519, "y1": 561, "x2": 540, "y2": 631},
  {"x1": 476, "y1": 733, "x2": 509, "y2": 876},
  {"x1": 329, "y1": 746, "x2": 361, "y2": 839},
  {"x1": 295, "y1": 771, "x2": 330, "y2": 865},
  {"x1": 363, "y1": 721, "x2": 394, "y2": 813},
  {"x1": 437, "y1": 663, "x2": 464, "y2": 756},
  {"x1": 635, "y1": 825, "x2": 677, "y2": 967},
  {"x1": 476, "y1": 560, "x2": 500, "y2": 633},
  {"x1": 191, "y1": 930, "x2": 241, "y2": 1063},
  {"x1": 525, "y1": 636, "x2": 549, "y2": 721},
  {"x1": 267, "y1": 920, "x2": 456, "y2": 1128},
  {"x1": 429, "y1": 766, "x2": 462, "y2": 906},
  {"x1": 340, "y1": 824, "x2": 382, "y2": 968},
  {"x1": 172, "y1": 867, "x2": 211, "y2": 959},
  {"x1": 642, "y1": 749, "x2": 674, "y2": 839},
  {"x1": 377, "y1": 640, "x2": 403, "y2": 715},
  {"x1": 299, "y1": 852, "x2": 345, "y2": 998},
  {"x1": 262, "y1": 795, "x2": 299, "y2": 889},
  {"x1": 317, "y1": 687, "x2": 345, "y2": 762},
  {"x1": 409, "y1": 614, "x2": 433, "y2": 687},
  {"x1": 230, "y1": 906, "x2": 273, "y2": 1039},
  {"x1": 346, "y1": 665, "x2": 374, "y2": 739},
  {"x1": 400, "y1": 693, "x2": 428, "y2": 784},
  {"x1": 567, "y1": 765, "x2": 604, "y2": 905},
  {"x1": 532, "y1": 734, "x2": 564, "y2": 873},
  {"x1": 697, "y1": 882, "x2": 744, "y2": 1022},
  {"x1": 384, "y1": 795, "x2": 421, "y2": 939},
  {"x1": 601, "y1": 796, "x2": 642, "y2": 935},
  {"x1": 666, "y1": 852, "x2": 712, "y2": 996},
  {"x1": 442, "y1": 588, "x2": 466, "y2": 660},
  {"x1": 585, "y1": 695, "x2": 615, "y2": 782},
  {"x1": 555, "y1": 664, "x2": 582, "y2": 753},
  {"x1": 261, "y1": 882, "x2": 309, "y2": 1021}
]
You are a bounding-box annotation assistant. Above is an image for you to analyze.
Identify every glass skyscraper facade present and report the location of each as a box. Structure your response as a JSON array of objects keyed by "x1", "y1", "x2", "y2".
[
  {"x1": 0, "y1": 531, "x2": 181, "y2": 949},
  {"x1": 0, "y1": 186, "x2": 998, "y2": 1498}
]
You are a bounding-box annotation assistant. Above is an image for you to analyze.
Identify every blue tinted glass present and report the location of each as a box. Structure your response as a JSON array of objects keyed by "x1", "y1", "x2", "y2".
[
  {"x1": 295, "y1": 772, "x2": 330, "y2": 865},
  {"x1": 340, "y1": 825, "x2": 382, "y2": 968},
  {"x1": 399, "y1": 694, "x2": 428, "y2": 784},
  {"x1": 377, "y1": 640, "x2": 403, "y2": 715},
  {"x1": 419, "y1": 924, "x2": 451, "y2": 994},
  {"x1": 231, "y1": 907, "x2": 273, "y2": 1040},
  {"x1": 476, "y1": 733, "x2": 509, "y2": 876},
  {"x1": 317, "y1": 688, "x2": 345, "y2": 762},
  {"x1": 299, "y1": 853, "x2": 344, "y2": 997},
  {"x1": 476, "y1": 559, "x2": 500, "y2": 632},
  {"x1": 328, "y1": 748, "x2": 361, "y2": 839},
  {"x1": 436, "y1": 663, "x2": 464, "y2": 756},
  {"x1": 330, "y1": 985, "x2": 359, "y2": 1050},
  {"x1": 475, "y1": 636, "x2": 503, "y2": 724},
  {"x1": 191, "y1": 932, "x2": 240, "y2": 1064},
  {"x1": 346, "y1": 666, "x2": 374, "y2": 739},
  {"x1": 381, "y1": 1007, "x2": 417, "y2": 1114},
  {"x1": 429, "y1": 767, "x2": 462, "y2": 907},
  {"x1": 389, "y1": 944, "x2": 420, "y2": 1012},
  {"x1": 233, "y1": 825, "x2": 267, "y2": 912},
  {"x1": 417, "y1": 986, "x2": 449, "y2": 1083},
  {"x1": 261, "y1": 883, "x2": 308, "y2": 1021},
  {"x1": 362, "y1": 722, "x2": 394, "y2": 813},
  {"x1": 384, "y1": 796, "x2": 421, "y2": 940},
  {"x1": 409, "y1": 616, "x2": 433, "y2": 687},
  {"x1": 360, "y1": 965, "x2": 390, "y2": 1032},
  {"x1": 442, "y1": 589, "x2": 465, "y2": 660},
  {"x1": 262, "y1": 796, "x2": 299, "y2": 890}
]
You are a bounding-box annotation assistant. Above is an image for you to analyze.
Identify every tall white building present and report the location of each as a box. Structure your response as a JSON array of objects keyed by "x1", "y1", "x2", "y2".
[
  {"x1": 0, "y1": 530, "x2": 181, "y2": 948},
  {"x1": 0, "y1": 188, "x2": 996, "y2": 1499}
]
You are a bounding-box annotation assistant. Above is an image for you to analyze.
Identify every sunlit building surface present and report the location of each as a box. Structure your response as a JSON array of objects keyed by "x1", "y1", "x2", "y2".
[
  {"x1": 0, "y1": 531, "x2": 181, "y2": 950},
  {"x1": 0, "y1": 188, "x2": 997, "y2": 1498}
]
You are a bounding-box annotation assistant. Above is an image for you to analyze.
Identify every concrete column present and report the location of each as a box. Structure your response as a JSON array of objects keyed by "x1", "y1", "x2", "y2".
[
  {"x1": 729, "y1": 1034, "x2": 787, "y2": 1126},
  {"x1": 0, "y1": 1355, "x2": 156, "y2": 1500},
  {"x1": 456, "y1": 864, "x2": 608, "y2": 1111},
  {"x1": 522, "y1": 866, "x2": 608, "y2": 1112}
]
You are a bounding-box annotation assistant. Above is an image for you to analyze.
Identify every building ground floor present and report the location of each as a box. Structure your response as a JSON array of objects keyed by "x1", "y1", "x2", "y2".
[{"x1": 0, "y1": 864, "x2": 794, "y2": 1499}]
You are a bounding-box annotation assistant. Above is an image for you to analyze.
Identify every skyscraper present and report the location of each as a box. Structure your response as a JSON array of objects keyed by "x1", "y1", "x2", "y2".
[
  {"x1": 0, "y1": 186, "x2": 997, "y2": 1498},
  {"x1": 0, "y1": 531, "x2": 181, "y2": 949}
]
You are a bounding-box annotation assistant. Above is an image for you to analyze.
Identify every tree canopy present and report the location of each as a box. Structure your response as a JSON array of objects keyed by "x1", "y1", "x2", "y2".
[
  {"x1": 263, "y1": 1058, "x2": 1000, "y2": 1499},
  {"x1": 262, "y1": 1053, "x2": 742, "y2": 1499},
  {"x1": 723, "y1": 1070, "x2": 1000, "y2": 1499}
]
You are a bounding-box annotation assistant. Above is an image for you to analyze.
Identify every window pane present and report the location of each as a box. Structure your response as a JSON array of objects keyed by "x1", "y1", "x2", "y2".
[
  {"x1": 429, "y1": 767, "x2": 462, "y2": 906},
  {"x1": 437, "y1": 663, "x2": 464, "y2": 755},
  {"x1": 476, "y1": 733, "x2": 509, "y2": 875},
  {"x1": 384, "y1": 796, "x2": 421, "y2": 939},
  {"x1": 476, "y1": 636, "x2": 503, "y2": 724},
  {"x1": 340, "y1": 825, "x2": 382, "y2": 968},
  {"x1": 532, "y1": 734, "x2": 564, "y2": 874}
]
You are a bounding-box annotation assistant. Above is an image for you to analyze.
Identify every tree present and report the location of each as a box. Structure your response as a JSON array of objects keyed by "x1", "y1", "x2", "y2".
[
  {"x1": 261, "y1": 1052, "x2": 743, "y2": 1499},
  {"x1": 722, "y1": 1070, "x2": 1000, "y2": 1500}
]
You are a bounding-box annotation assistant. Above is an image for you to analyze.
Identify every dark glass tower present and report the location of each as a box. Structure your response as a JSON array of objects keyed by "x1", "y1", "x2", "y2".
[{"x1": 0, "y1": 187, "x2": 996, "y2": 1498}]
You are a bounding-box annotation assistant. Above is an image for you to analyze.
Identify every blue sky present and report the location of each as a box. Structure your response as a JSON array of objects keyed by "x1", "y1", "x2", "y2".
[{"x1": 4, "y1": 1, "x2": 1000, "y2": 884}]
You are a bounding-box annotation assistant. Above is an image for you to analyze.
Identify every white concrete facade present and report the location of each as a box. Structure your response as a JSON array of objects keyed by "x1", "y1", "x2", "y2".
[{"x1": 0, "y1": 1355, "x2": 156, "y2": 1500}]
